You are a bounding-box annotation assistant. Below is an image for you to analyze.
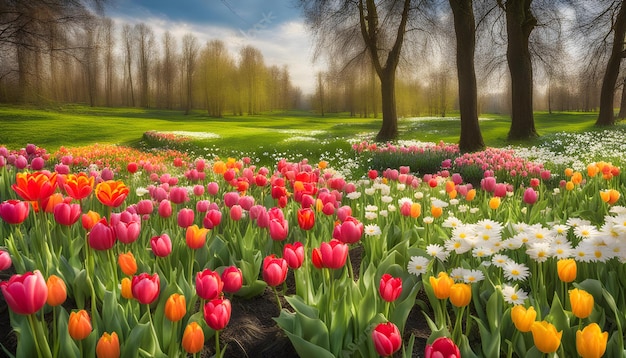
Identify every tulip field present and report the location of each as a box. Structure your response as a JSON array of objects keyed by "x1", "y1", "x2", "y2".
[{"x1": 1, "y1": 109, "x2": 626, "y2": 358}]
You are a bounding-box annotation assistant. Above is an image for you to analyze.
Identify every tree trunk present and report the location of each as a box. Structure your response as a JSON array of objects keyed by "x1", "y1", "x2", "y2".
[
  {"x1": 376, "y1": 70, "x2": 398, "y2": 141},
  {"x1": 596, "y1": 1, "x2": 626, "y2": 126},
  {"x1": 504, "y1": 0, "x2": 538, "y2": 140},
  {"x1": 450, "y1": 0, "x2": 485, "y2": 152},
  {"x1": 619, "y1": 77, "x2": 626, "y2": 119}
]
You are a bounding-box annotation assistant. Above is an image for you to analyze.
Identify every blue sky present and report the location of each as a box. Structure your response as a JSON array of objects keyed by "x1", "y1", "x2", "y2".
[{"x1": 107, "y1": 0, "x2": 320, "y2": 93}]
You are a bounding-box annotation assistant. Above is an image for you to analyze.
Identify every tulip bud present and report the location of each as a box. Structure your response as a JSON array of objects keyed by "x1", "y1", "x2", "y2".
[
  {"x1": 68, "y1": 310, "x2": 92, "y2": 341},
  {"x1": 283, "y1": 242, "x2": 304, "y2": 269},
  {"x1": 489, "y1": 196, "x2": 501, "y2": 210},
  {"x1": 511, "y1": 305, "x2": 536, "y2": 332},
  {"x1": 96, "y1": 332, "x2": 120, "y2": 358},
  {"x1": 118, "y1": 252, "x2": 137, "y2": 276},
  {"x1": 186, "y1": 225, "x2": 209, "y2": 249},
  {"x1": 379, "y1": 273, "x2": 402, "y2": 302},
  {"x1": 557, "y1": 259, "x2": 576, "y2": 283},
  {"x1": 120, "y1": 278, "x2": 133, "y2": 300},
  {"x1": 131, "y1": 273, "x2": 160, "y2": 305},
  {"x1": 262, "y1": 255, "x2": 288, "y2": 287},
  {"x1": 430, "y1": 272, "x2": 454, "y2": 300},
  {"x1": 164, "y1": 293, "x2": 186, "y2": 322},
  {"x1": 182, "y1": 322, "x2": 204, "y2": 354},
  {"x1": 449, "y1": 283, "x2": 471, "y2": 307},
  {"x1": 425, "y1": 337, "x2": 461, "y2": 358},
  {"x1": 204, "y1": 298, "x2": 231, "y2": 331},
  {"x1": 371, "y1": 322, "x2": 402, "y2": 357},
  {"x1": 570, "y1": 288, "x2": 594, "y2": 319},
  {"x1": 150, "y1": 234, "x2": 172, "y2": 257},
  {"x1": 196, "y1": 269, "x2": 223, "y2": 300},
  {"x1": 221, "y1": 266, "x2": 243, "y2": 293},
  {"x1": 46, "y1": 274, "x2": 67, "y2": 307},
  {"x1": 576, "y1": 323, "x2": 608, "y2": 358},
  {"x1": 0, "y1": 250, "x2": 12, "y2": 270},
  {"x1": 531, "y1": 321, "x2": 562, "y2": 354},
  {"x1": 523, "y1": 188, "x2": 538, "y2": 205}
]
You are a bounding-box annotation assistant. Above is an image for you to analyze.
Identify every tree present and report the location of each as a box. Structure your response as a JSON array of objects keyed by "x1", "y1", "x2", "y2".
[
  {"x1": 450, "y1": 0, "x2": 485, "y2": 152},
  {"x1": 161, "y1": 31, "x2": 177, "y2": 110},
  {"x1": 200, "y1": 40, "x2": 234, "y2": 117},
  {"x1": 136, "y1": 23, "x2": 155, "y2": 108},
  {"x1": 101, "y1": 18, "x2": 115, "y2": 106},
  {"x1": 497, "y1": 0, "x2": 538, "y2": 139},
  {"x1": 299, "y1": 0, "x2": 413, "y2": 141},
  {"x1": 121, "y1": 24, "x2": 136, "y2": 107},
  {"x1": 181, "y1": 33, "x2": 199, "y2": 115},
  {"x1": 596, "y1": 0, "x2": 626, "y2": 126}
]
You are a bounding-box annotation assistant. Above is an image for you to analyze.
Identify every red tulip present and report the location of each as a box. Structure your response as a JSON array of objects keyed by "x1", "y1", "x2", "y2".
[
  {"x1": 269, "y1": 218, "x2": 289, "y2": 241},
  {"x1": 204, "y1": 298, "x2": 231, "y2": 331},
  {"x1": 136, "y1": 200, "x2": 153, "y2": 215},
  {"x1": 230, "y1": 204, "x2": 243, "y2": 221},
  {"x1": 0, "y1": 200, "x2": 30, "y2": 224},
  {"x1": 332, "y1": 216, "x2": 363, "y2": 244},
  {"x1": 131, "y1": 273, "x2": 160, "y2": 305},
  {"x1": 297, "y1": 208, "x2": 315, "y2": 230},
  {"x1": 150, "y1": 234, "x2": 172, "y2": 257},
  {"x1": 88, "y1": 218, "x2": 116, "y2": 251},
  {"x1": 81, "y1": 210, "x2": 100, "y2": 230},
  {"x1": 283, "y1": 242, "x2": 304, "y2": 269},
  {"x1": 169, "y1": 186, "x2": 189, "y2": 204},
  {"x1": 372, "y1": 322, "x2": 402, "y2": 357},
  {"x1": 196, "y1": 269, "x2": 223, "y2": 300},
  {"x1": 53, "y1": 202, "x2": 81, "y2": 226},
  {"x1": 424, "y1": 337, "x2": 461, "y2": 358},
  {"x1": 216, "y1": 267, "x2": 241, "y2": 294},
  {"x1": 0, "y1": 270, "x2": 48, "y2": 315},
  {"x1": 158, "y1": 200, "x2": 172, "y2": 218},
  {"x1": 177, "y1": 208, "x2": 195, "y2": 228},
  {"x1": 262, "y1": 254, "x2": 288, "y2": 287},
  {"x1": 311, "y1": 248, "x2": 324, "y2": 269},
  {"x1": 319, "y1": 239, "x2": 348, "y2": 269},
  {"x1": 379, "y1": 273, "x2": 402, "y2": 302}
]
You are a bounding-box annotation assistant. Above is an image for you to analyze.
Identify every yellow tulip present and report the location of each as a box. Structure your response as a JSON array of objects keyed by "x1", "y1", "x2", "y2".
[
  {"x1": 429, "y1": 272, "x2": 454, "y2": 300},
  {"x1": 557, "y1": 258, "x2": 576, "y2": 283},
  {"x1": 511, "y1": 305, "x2": 536, "y2": 333},
  {"x1": 531, "y1": 321, "x2": 562, "y2": 354},
  {"x1": 576, "y1": 323, "x2": 608, "y2": 358},
  {"x1": 449, "y1": 283, "x2": 471, "y2": 307},
  {"x1": 488, "y1": 197, "x2": 501, "y2": 210},
  {"x1": 120, "y1": 278, "x2": 133, "y2": 300},
  {"x1": 570, "y1": 288, "x2": 594, "y2": 319}
]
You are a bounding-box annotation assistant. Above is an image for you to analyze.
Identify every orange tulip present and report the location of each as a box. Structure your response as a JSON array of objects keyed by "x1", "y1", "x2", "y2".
[
  {"x1": 118, "y1": 252, "x2": 137, "y2": 276},
  {"x1": 95, "y1": 180, "x2": 129, "y2": 208},
  {"x1": 511, "y1": 305, "x2": 536, "y2": 332},
  {"x1": 120, "y1": 278, "x2": 133, "y2": 300},
  {"x1": 531, "y1": 321, "x2": 562, "y2": 354},
  {"x1": 82, "y1": 210, "x2": 101, "y2": 231},
  {"x1": 587, "y1": 164, "x2": 599, "y2": 177},
  {"x1": 429, "y1": 272, "x2": 454, "y2": 300},
  {"x1": 565, "y1": 181, "x2": 575, "y2": 191},
  {"x1": 318, "y1": 160, "x2": 328, "y2": 169},
  {"x1": 557, "y1": 258, "x2": 576, "y2": 283},
  {"x1": 564, "y1": 168, "x2": 573, "y2": 177},
  {"x1": 63, "y1": 173, "x2": 94, "y2": 201},
  {"x1": 46, "y1": 274, "x2": 67, "y2": 307},
  {"x1": 186, "y1": 224, "x2": 209, "y2": 249},
  {"x1": 164, "y1": 293, "x2": 187, "y2": 322},
  {"x1": 600, "y1": 189, "x2": 620, "y2": 205},
  {"x1": 445, "y1": 181, "x2": 455, "y2": 193},
  {"x1": 448, "y1": 189, "x2": 457, "y2": 199},
  {"x1": 431, "y1": 205, "x2": 443, "y2": 219},
  {"x1": 410, "y1": 203, "x2": 421, "y2": 218},
  {"x1": 449, "y1": 283, "x2": 472, "y2": 307},
  {"x1": 212, "y1": 160, "x2": 227, "y2": 174},
  {"x1": 96, "y1": 332, "x2": 120, "y2": 358},
  {"x1": 68, "y1": 310, "x2": 92, "y2": 341},
  {"x1": 570, "y1": 288, "x2": 594, "y2": 319},
  {"x1": 42, "y1": 193, "x2": 64, "y2": 214},
  {"x1": 571, "y1": 172, "x2": 583, "y2": 185},
  {"x1": 182, "y1": 321, "x2": 205, "y2": 354},
  {"x1": 465, "y1": 189, "x2": 476, "y2": 201}
]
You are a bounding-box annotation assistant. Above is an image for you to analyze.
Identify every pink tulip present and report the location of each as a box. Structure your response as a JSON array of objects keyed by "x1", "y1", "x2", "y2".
[
  {"x1": 177, "y1": 208, "x2": 195, "y2": 228},
  {"x1": 269, "y1": 218, "x2": 289, "y2": 241},
  {"x1": 425, "y1": 337, "x2": 461, "y2": 358},
  {"x1": 379, "y1": 274, "x2": 402, "y2": 302},
  {"x1": 223, "y1": 191, "x2": 239, "y2": 208},
  {"x1": 150, "y1": 234, "x2": 172, "y2": 257},
  {"x1": 523, "y1": 187, "x2": 538, "y2": 205},
  {"x1": 158, "y1": 200, "x2": 172, "y2": 218},
  {"x1": 204, "y1": 298, "x2": 231, "y2": 331},
  {"x1": 0, "y1": 270, "x2": 48, "y2": 315},
  {"x1": 332, "y1": 216, "x2": 363, "y2": 244},
  {"x1": 0, "y1": 200, "x2": 30, "y2": 224},
  {"x1": 207, "y1": 182, "x2": 219, "y2": 196},
  {"x1": 319, "y1": 239, "x2": 348, "y2": 269},
  {"x1": 131, "y1": 273, "x2": 160, "y2": 305},
  {"x1": 221, "y1": 266, "x2": 243, "y2": 293},
  {"x1": 53, "y1": 202, "x2": 81, "y2": 226},
  {"x1": 196, "y1": 269, "x2": 223, "y2": 300},
  {"x1": 203, "y1": 209, "x2": 222, "y2": 229},
  {"x1": 136, "y1": 200, "x2": 154, "y2": 215},
  {"x1": 88, "y1": 218, "x2": 116, "y2": 250},
  {"x1": 372, "y1": 322, "x2": 402, "y2": 357},
  {"x1": 169, "y1": 186, "x2": 189, "y2": 204},
  {"x1": 283, "y1": 242, "x2": 304, "y2": 269},
  {"x1": 262, "y1": 255, "x2": 288, "y2": 287},
  {"x1": 230, "y1": 205, "x2": 243, "y2": 221},
  {"x1": 0, "y1": 250, "x2": 11, "y2": 270}
]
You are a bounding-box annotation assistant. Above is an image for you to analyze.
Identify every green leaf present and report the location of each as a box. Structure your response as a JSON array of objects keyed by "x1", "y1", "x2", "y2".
[{"x1": 120, "y1": 323, "x2": 150, "y2": 358}]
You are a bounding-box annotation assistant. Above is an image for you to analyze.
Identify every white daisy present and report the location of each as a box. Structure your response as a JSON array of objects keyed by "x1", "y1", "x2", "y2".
[
  {"x1": 552, "y1": 224, "x2": 570, "y2": 237},
  {"x1": 379, "y1": 210, "x2": 388, "y2": 218},
  {"x1": 442, "y1": 216, "x2": 463, "y2": 229},
  {"x1": 501, "y1": 284, "x2": 528, "y2": 305},
  {"x1": 609, "y1": 206, "x2": 626, "y2": 214},
  {"x1": 472, "y1": 246, "x2": 494, "y2": 259},
  {"x1": 458, "y1": 204, "x2": 469, "y2": 213},
  {"x1": 423, "y1": 216, "x2": 434, "y2": 224},
  {"x1": 364, "y1": 187, "x2": 376, "y2": 196},
  {"x1": 364, "y1": 224, "x2": 382, "y2": 236},
  {"x1": 573, "y1": 242, "x2": 594, "y2": 263},
  {"x1": 469, "y1": 207, "x2": 480, "y2": 214},
  {"x1": 501, "y1": 238, "x2": 523, "y2": 250},
  {"x1": 407, "y1": 256, "x2": 430, "y2": 277},
  {"x1": 463, "y1": 269, "x2": 485, "y2": 283},
  {"x1": 491, "y1": 254, "x2": 512, "y2": 268},
  {"x1": 347, "y1": 191, "x2": 361, "y2": 200},
  {"x1": 528, "y1": 227, "x2": 554, "y2": 244},
  {"x1": 387, "y1": 204, "x2": 396, "y2": 212},
  {"x1": 449, "y1": 199, "x2": 459, "y2": 206},
  {"x1": 426, "y1": 244, "x2": 449, "y2": 262},
  {"x1": 398, "y1": 197, "x2": 413, "y2": 206},
  {"x1": 566, "y1": 217, "x2": 592, "y2": 228},
  {"x1": 444, "y1": 237, "x2": 472, "y2": 254},
  {"x1": 574, "y1": 225, "x2": 600, "y2": 240},
  {"x1": 365, "y1": 205, "x2": 378, "y2": 212},
  {"x1": 381, "y1": 195, "x2": 393, "y2": 203},
  {"x1": 364, "y1": 211, "x2": 378, "y2": 220},
  {"x1": 136, "y1": 187, "x2": 149, "y2": 196},
  {"x1": 552, "y1": 242, "x2": 574, "y2": 259},
  {"x1": 414, "y1": 191, "x2": 424, "y2": 200},
  {"x1": 503, "y1": 261, "x2": 530, "y2": 281},
  {"x1": 477, "y1": 219, "x2": 503, "y2": 232},
  {"x1": 450, "y1": 267, "x2": 468, "y2": 282},
  {"x1": 526, "y1": 242, "x2": 552, "y2": 262}
]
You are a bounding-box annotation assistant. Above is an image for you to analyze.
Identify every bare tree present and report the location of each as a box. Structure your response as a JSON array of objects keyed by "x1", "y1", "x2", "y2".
[
  {"x1": 450, "y1": 0, "x2": 485, "y2": 151},
  {"x1": 101, "y1": 18, "x2": 115, "y2": 106},
  {"x1": 298, "y1": 0, "x2": 415, "y2": 141},
  {"x1": 136, "y1": 23, "x2": 155, "y2": 108},
  {"x1": 181, "y1": 33, "x2": 199, "y2": 115},
  {"x1": 121, "y1": 24, "x2": 136, "y2": 107},
  {"x1": 161, "y1": 31, "x2": 177, "y2": 110}
]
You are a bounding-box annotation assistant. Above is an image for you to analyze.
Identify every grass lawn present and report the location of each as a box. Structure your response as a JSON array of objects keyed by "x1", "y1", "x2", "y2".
[{"x1": 0, "y1": 104, "x2": 604, "y2": 157}]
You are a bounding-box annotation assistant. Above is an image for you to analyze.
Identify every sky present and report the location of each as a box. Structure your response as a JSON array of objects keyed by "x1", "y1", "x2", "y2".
[{"x1": 106, "y1": 0, "x2": 320, "y2": 94}]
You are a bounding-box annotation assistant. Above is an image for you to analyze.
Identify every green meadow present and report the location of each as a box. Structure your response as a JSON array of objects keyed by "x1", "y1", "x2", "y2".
[{"x1": 0, "y1": 104, "x2": 605, "y2": 156}]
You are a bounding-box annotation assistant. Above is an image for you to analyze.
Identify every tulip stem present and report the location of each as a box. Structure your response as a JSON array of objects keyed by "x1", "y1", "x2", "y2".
[
  {"x1": 215, "y1": 329, "x2": 221, "y2": 357},
  {"x1": 107, "y1": 249, "x2": 119, "y2": 293},
  {"x1": 28, "y1": 313, "x2": 52, "y2": 358},
  {"x1": 346, "y1": 250, "x2": 354, "y2": 280},
  {"x1": 188, "y1": 249, "x2": 196, "y2": 282},
  {"x1": 52, "y1": 307, "x2": 59, "y2": 358},
  {"x1": 147, "y1": 304, "x2": 160, "y2": 351},
  {"x1": 272, "y1": 286, "x2": 283, "y2": 311}
]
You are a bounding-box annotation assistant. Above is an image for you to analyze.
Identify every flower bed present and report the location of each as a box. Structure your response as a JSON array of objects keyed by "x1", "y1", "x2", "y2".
[{"x1": 0, "y1": 139, "x2": 625, "y2": 357}]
